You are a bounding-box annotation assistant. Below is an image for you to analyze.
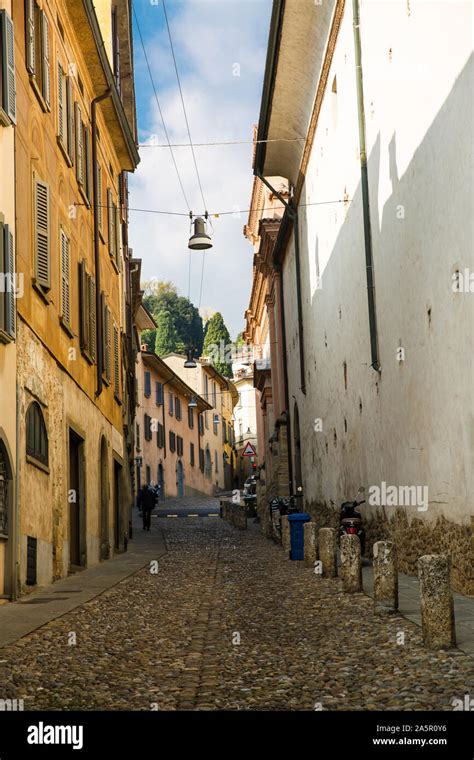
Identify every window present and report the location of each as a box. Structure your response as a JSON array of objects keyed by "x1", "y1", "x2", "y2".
[
  {"x1": 188, "y1": 405, "x2": 194, "y2": 429},
  {"x1": 214, "y1": 450, "x2": 218, "y2": 473},
  {"x1": 33, "y1": 175, "x2": 50, "y2": 292},
  {"x1": 169, "y1": 431, "x2": 176, "y2": 453},
  {"x1": 113, "y1": 322, "x2": 120, "y2": 399},
  {"x1": 212, "y1": 382, "x2": 217, "y2": 408},
  {"x1": 204, "y1": 410, "x2": 209, "y2": 430},
  {"x1": 101, "y1": 294, "x2": 111, "y2": 384},
  {"x1": 222, "y1": 420, "x2": 227, "y2": 444},
  {"x1": 136, "y1": 422, "x2": 140, "y2": 451},
  {"x1": 204, "y1": 374, "x2": 209, "y2": 399},
  {"x1": 79, "y1": 260, "x2": 96, "y2": 362},
  {"x1": 198, "y1": 414, "x2": 204, "y2": 436},
  {"x1": 168, "y1": 393, "x2": 174, "y2": 416},
  {"x1": 156, "y1": 381, "x2": 163, "y2": 406},
  {"x1": 25, "y1": 0, "x2": 51, "y2": 110},
  {"x1": 175, "y1": 397, "x2": 182, "y2": 421},
  {"x1": 26, "y1": 401, "x2": 48, "y2": 467},
  {"x1": 177, "y1": 436, "x2": 183, "y2": 457},
  {"x1": 107, "y1": 188, "x2": 121, "y2": 269},
  {"x1": 96, "y1": 164, "x2": 103, "y2": 233},
  {"x1": 190, "y1": 443, "x2": 195, "y2": 467},
  {"x1": 156, "y1": 423, "x2": 164, "y2": 449},
  {"x1": 59, "y1": 228, "x2": 71, "y2": 330},
  {"x1": 74, "y1": 104, "x2": 92, "y2": 205},
  {"x1": 213, "y1": 414, "x2": 218, "y2": 435},
  {"x1": 57, "y1": 63, "x2": 74, "y2": 164},
  {"x1": 146, "y1": 465, "x2": 151, "y2": 485},
  {"x1": 199, "y1": 448, "x2": 204, "y2": 472},
  {"x1": 144, "y1": 371, "x2": 151, "y2": 398},
  {"x1": 144, "y1": 414, "x2": 152, "y2": 441},
  {"x1": 0, "y1": 10, "x2": 16, "y2": 126},
  {"x1": 0, "y1": 219, "x2": 15, "y2": 342}
]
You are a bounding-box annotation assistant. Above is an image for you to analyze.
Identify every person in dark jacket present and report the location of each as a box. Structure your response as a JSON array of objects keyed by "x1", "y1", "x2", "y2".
[{"x1": 137, "y1": 484, "x2": 155, "y2": 531}]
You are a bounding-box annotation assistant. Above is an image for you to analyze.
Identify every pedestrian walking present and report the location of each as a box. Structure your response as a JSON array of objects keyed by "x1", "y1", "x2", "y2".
[{"x1": 137, "y1": 484, "x2": 155, "y2": 531}]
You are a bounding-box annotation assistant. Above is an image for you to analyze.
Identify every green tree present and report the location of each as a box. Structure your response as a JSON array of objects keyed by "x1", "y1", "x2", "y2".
[
  {"x1": 202, "y1": 312, "x2": 232, "y2": 378},
  {"x1": 141, "y1": 281, "x2": 204, "y2": 357},
  {"x1": 154, "y1": 310, "x2": 179, "y2": 356}
]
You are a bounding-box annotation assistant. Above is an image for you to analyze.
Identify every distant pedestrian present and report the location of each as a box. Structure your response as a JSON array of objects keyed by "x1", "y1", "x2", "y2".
[{"x1": 137, "y1": 484, "x2": 155, "y2": 531}]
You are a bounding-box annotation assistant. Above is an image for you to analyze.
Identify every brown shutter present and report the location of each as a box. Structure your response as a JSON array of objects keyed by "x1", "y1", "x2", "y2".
[
  {"x1": 66, "y1": 76, "x2": 74, "y2": 163},
  {"x1": 75, "y1": 102, "x2": 84, "y2": 185},
  {"x1": 115, "y1": 205, "x2": 121, "y2": 270},
  {"x1": 107, "y1": 189, "x2": 115, "y2": 259},
  {"x1": 57, "y1": 63, "x2": 65, "y2": 143},
  {"x1": 84, "y1": 128, "x2": 91, "y2": 204},
  {"x1": 60, "y1": 229, "x2": 70, "y2": 326},
  {"x1": 89, "y1": 275, "x2": 96, "y2": 361},
  {"x1": 113, "y1": 322, "x2": 120, "y2": 397},
  {"x1": 97, "y1": 164, "x2": 103, "y2": 231},
  {"x1": 5, "y1": 225, "x2": 15, "y2": 338},
  {"x1": 34, "y1": 177, "x2": 50, "y2": 289},
  {"x1": 79, "y1": 260, "x2": 88, "y2": 350}
]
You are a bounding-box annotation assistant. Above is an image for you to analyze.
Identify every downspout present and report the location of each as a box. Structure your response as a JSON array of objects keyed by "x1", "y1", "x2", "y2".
[
  {"x1": 92, "y1": 89, "x2": 111, "y2": 397},
  {"x1": 275, "y1": 263, "x2": 293, "y2": 493},
  {"x1": 256, "y1": 172, "x2": 306, "y2": 394},
  {"x1": 352, "y1": 0, "x2": 380, "y2": 372}
]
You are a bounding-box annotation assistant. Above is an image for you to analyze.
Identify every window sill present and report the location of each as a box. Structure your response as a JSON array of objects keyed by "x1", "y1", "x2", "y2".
[
  {"x1": 29, "y1": 76, "x2": 50, "y2": 113},
  {"x1": 79, "y1": 185, "x2": 91, "y2": 210},
  {"x1": 60, "y1": 317, "x2": 74, "y2": 339},
  {"x1": 57, "y1": 137, "x2": 73, "y2": 168},
  {"x1": 26, "y1": 454, "x2": 50, "y2": 474},
  {"x1": 32, "y1": 280, "x2": 51, "y2": 305},
  {"x1": 0, "y1": 328, "x2": 14, "y2": 345},
  {"x1": 0, "y1": 107, "x2": 12, "y2": 128}
]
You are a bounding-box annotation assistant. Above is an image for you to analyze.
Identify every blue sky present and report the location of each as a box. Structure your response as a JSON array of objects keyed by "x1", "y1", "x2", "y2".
[{"x1": 129, "y1": 0, "x2": 272, "y2": 338}]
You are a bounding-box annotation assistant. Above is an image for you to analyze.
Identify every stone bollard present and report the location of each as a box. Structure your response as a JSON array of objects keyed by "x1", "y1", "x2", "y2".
[
  {"x1": 304, "y1": 522, "x2": 318, "y2": 568},
  {"x1": 281, "y1": 515, "x2": 291, "y2": 553},
  {"x1": 319, "y1": 527, "x2": 337, "y2": 578},
  {"x1": 340, "y1": 534, "x2": 362, "y2": 593},
  {"x1": 418, "y1": 554, "x2": 456, "y2": 649},
  {"x1": 373, "y1": 540, "x2": 398, "y2": 614}
]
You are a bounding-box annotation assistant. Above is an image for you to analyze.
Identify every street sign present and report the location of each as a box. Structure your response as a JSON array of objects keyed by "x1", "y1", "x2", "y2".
[{"x1": 241, "y1": 442, "x2": 257, "y2": 457}]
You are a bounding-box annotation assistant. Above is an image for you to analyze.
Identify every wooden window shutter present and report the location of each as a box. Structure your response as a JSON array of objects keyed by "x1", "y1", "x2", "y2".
[
  {"x1": 40, "y1": 11, "x2": 50, "y2": 108},
  {"x1": 97, "y1": 165, "x2": 103, "y2": 230},
  {"x1": 5, "y1": 225, "x2": 15, "y2": 338},
  {"x1": 0, "y1": 219, "x2": 4, "y2": 333},
  {"x1": 113, "y1": 322, "x2": 120, "y2": 397},
  {"x1": 34, "y1": 177, "x2": 50, "y2": 289},
  {"x1": 102, "y1": 299, "x2": 111, "y2": 383},
  {"x1": 84, "y1": 128, "x2": 91, "y2": 203},
  {"x1": 89, "y1": 275, "x2": 96, "y2": 361},
  {"x1": 25, "y1": 0, "x2": 35, "y2": 74},
  {"x1": 57, "y1": 63, "x2": 65, "y2": 144},
  {"x1": 1, "y1": 11, "x2": 16, "y2": 124},
  {"x1": 66, "y1": 76, "x2": 74, "y2": 163},
  {"x1": 107, "y1": 189, "x2": 116, "y2": 259},
  {"x1": 60, "y1": 229, "x2": 70, "y2": 326},
  {"x1": 75, "y1": 102, "x2": 84, "y2": 185},
  {"x1": 115, "y1": 205, "x2": 121, "y2": 270},
  {"x1": 79, "y1": 259, "x2": 88, "y2": 350}
]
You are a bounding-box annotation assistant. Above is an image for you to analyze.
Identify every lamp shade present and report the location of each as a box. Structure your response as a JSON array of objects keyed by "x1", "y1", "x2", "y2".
[
  {"x1": 188, "y1": 217, "x2": 213, "y2": 250},
  {"x1": 184, "y1": 349, "x2": 197, "y2": 369},
  {"x1": 188, "y1": 395, "x2": 198, "y2": 408}
]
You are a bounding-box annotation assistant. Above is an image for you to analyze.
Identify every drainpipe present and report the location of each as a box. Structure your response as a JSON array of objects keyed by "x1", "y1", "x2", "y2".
[
  {"x1": 256, "y1": 172, "x2": 306, "y2": 395},
  {"x1": 92, "y1": 89, "x2": 111, "y2": 397},
  {"x1": 352, "y1": 0, "x2": 380, "y2": 372},
  {"x1": 275, "y1": 263, "x2": 293, "y2": 494}
]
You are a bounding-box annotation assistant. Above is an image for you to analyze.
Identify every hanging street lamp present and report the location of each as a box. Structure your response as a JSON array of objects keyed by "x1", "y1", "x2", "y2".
[
  {"x1": 184, "y1": 348, "x2": 197, "y2": 369},
  {"x1": 188, "y1": 395, "x2": 198, "y2": 408},
  {"x1": 188, "y1": 214, "x2": 213, "y2": 250}
]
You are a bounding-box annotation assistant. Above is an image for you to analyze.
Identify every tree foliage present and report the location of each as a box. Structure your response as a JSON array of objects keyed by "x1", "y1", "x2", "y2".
[
  {"x1": 141, "y1": 281, "x2": 204, "y2": 357},
  {"x1": 202, "y1": 312, "x2": 233, "y2": 378}
]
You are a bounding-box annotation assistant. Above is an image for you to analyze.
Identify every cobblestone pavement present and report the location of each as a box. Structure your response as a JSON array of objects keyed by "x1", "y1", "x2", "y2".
[{"x1": 1, "y1": 514, "x2": 473, "y2": 711}]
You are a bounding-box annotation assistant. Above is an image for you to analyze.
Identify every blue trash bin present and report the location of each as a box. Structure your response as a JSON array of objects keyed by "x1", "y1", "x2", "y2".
[{"x1": 288, "y1": 513, "x2": 311, "y2": 560}]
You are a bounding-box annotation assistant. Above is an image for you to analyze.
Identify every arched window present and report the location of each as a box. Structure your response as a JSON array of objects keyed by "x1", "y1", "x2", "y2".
[{"x1": 26, "y1": 402, "x2": 49, "y2": 467}]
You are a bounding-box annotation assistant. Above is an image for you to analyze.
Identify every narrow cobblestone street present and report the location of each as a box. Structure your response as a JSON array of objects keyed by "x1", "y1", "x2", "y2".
[{"x1": 1, "y1": 502, "x2": 473, "y2": 712}]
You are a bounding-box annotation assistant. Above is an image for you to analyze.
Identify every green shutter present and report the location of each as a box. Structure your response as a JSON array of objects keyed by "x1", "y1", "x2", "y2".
[
  {"x1": 97, "y1": 164, "x2": 103, "y2": 231},
  {"x1": 1, "y1": 11, "x2": 16, "y2": 124},
  {"x1": 40, "y1": 11, "x2": 50, "y2": 108},
  {"x1": 89, "y1": 275, "x2": 96, "y2": 361},
  {"x1": 66, "y1": 76, "x2": 74, "y2": 163},
  {"x1": 79, "y1": 260, "x2": 88, "y2": 350},
  {"x1": 4, "y1": 225, "x2": 15, "y2": 338},
  {"x1": 34, "y1": 177, "x2": 50, "y2": 289},
  {"x1": 113, "y1": 322, "x2": 120, "y2": 397},
  {"x1": 57, "y1": 62, "x2": 65, "y2": 143},
  {"x1": 60, "y1": 229, "x2": 70, "y2": 326},
  {"x1": 25, "y1": 0, "x2": 35, "y2": 75}
]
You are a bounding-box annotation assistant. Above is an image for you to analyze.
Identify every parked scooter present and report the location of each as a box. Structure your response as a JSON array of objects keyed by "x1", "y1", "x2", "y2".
[{"x1": 331, "y1": 487, "x2": 366, "y2": 554}]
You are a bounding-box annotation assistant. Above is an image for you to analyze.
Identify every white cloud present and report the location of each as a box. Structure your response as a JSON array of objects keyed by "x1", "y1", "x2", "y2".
[{"x1": 129, "y1": 0, "x2": 272, "y2": 338}]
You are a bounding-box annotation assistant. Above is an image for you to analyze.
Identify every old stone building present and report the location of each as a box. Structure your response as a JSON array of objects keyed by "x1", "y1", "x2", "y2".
[
  {"x1": 0, "y1": 0, "x2": 17, "y2": 601},
  {"x1": 247, "y1": 0, "x2": 474, "y2": 592},
  {"x1": 12, "y1": 0, "x2": 139, "y2": 591},
  {"x1": 163, "y1": 354, "x2": 238, "y2": 493},
  {"x1": 135, "y1": 348, "x2": 212, "y2": 499}
]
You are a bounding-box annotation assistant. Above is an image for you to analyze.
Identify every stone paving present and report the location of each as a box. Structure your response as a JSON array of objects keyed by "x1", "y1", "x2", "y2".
[{"x1": 0, "y1": 510, "x2": 473, "y2": 711}]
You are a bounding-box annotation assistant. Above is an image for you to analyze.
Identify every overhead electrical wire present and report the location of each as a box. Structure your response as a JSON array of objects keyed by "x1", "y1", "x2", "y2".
[
  {"x1": 132, "y1": 3, "x2": 191, "y2": 212},
  {"x1": 138, "y1": 137, "x2": 307, "y2": 148},
  {"x1": 76, "y1": 198, "x2": 349, "y2": 217},
  {"x1": 161, "y1": 0, "x2": 210, "y2": 309}
]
